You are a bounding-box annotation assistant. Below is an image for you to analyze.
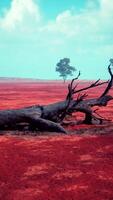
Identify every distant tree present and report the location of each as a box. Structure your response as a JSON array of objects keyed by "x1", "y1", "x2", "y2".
[
  {"x1": 56, "y1": 58, "x2": 76, "y2": 82},
  {"x1": 110, "y1": 58, "x2": 113, "y2": 66}
]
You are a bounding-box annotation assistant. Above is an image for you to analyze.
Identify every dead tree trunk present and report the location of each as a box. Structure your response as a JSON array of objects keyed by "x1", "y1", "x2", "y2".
[{"x1": 0, "y1": 64, "x2": 113, "y2": 134}]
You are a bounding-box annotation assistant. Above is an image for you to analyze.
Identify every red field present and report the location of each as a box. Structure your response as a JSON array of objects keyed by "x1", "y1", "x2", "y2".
[{"x1": 0, "y1": 81, "x2": 113, "y2": 200}]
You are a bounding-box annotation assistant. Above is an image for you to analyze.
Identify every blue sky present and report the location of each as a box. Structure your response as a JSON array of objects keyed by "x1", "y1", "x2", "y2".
[{"x1": 0, "y1": 0, "x2": 113, "y2": 80}]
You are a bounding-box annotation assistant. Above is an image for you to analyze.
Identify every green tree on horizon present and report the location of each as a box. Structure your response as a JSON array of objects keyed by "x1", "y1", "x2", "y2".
[{"x1": 56, "y1": 58, "x2": 76, "y2": 83}]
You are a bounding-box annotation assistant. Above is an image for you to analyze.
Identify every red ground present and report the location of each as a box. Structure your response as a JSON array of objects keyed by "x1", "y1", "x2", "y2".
[{"x1": 0, "y1": 81, "x2": 113, "y2": 200}]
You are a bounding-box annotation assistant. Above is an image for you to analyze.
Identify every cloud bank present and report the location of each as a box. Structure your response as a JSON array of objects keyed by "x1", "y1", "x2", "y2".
[
  {"x1": 0, "y1": 0, "x2": 40, "y2": 31},
  {"x1": 0, "y1": 0, "x2": 113, "y2": 79}
]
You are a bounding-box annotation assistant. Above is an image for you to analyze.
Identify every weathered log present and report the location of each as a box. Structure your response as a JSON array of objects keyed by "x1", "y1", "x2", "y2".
[
  {"x1": 0, "y1": 105, "x2": 67, "y2": 133},
  {"x1": 0, "y1": 64, "x2": 112, "y2": 133}
]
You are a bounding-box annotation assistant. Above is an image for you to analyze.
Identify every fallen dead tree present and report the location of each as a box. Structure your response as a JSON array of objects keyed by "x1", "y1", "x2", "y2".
[{"x1": 0, "y1": 64, "x2": 113, "y2": 134}]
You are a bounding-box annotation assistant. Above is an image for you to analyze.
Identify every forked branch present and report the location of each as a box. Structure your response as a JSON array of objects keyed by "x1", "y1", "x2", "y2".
[
  {"x1": 66, "y1": 71, "x2": 81, "y2": 100},
  {"x1": 66, "y1": 71, "x2": 108, "y2": 99},
  {"x1": 73, "y1": 79, "x2": 108, "y2": 95},
  {"x1": 0, "y1": 61, "x2": 113, "y2": 133},
  {"x1": 100, "y1": 65, "x2": 113, "y2": 97}
]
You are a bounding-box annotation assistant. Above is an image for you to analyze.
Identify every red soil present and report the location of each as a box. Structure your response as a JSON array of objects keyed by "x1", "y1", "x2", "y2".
[{"x1": 0, "y1": 81, "x2": 113, "y2": 200}]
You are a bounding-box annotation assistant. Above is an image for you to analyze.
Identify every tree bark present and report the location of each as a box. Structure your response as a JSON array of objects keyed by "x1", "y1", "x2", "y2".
[
  {"x1": 0, "y1": 94, "x2": 112, "y2": 133},
  {"x1": 0, "y1": 65, "x2": 112, "y2": 134}
]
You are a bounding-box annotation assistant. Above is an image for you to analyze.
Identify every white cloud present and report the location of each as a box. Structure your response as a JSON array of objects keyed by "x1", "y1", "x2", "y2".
[
  {"x1": 0, "y1": 0, "x2": 113, "y2": 79},
  {"x1": 0, "y1": 0, "x2": 113, "y2": 42},
  {"x1": 100, "y1": 0, "x2": 113, "y2": 12},
  {"x1": 41, "y1": 0, "x2": 113, "y2": 44},
  {"x1": 0, "y1": 0, "x2": 41, "y2": 31}
]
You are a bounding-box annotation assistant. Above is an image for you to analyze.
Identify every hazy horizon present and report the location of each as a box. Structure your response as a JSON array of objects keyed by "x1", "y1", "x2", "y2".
[{"x1": 0, "y1": 75, "x2": 109, "y2": 81}]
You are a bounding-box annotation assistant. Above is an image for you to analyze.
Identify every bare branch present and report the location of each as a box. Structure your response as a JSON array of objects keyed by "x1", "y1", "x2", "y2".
[
  {"x1": 73, "y1": 80, "x2": 108, "y2": 94},
  {"x1": 100, "y1": 65, "x2": 113, "y2": 98},
  {"x1": 66, "y1": 71, "x2": 81, "y2": 100},
  {"x1": 59, "y1": 71, "x2": 82, "y2": 122},
  {"x1": 77, "y1": 93, "x2": 88, "y2": 102}
]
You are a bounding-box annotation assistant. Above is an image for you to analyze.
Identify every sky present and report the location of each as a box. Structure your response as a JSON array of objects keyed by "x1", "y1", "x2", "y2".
[{"x1": 0, "y1": 0, "x2": 113, "y2": 80}]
